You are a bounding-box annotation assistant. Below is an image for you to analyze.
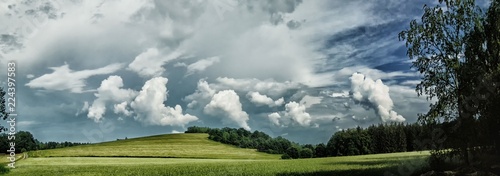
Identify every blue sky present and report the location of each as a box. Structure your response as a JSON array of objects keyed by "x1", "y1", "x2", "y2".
[{"x1": 0, "y1": 0, "x2": 434, "y2": 144}]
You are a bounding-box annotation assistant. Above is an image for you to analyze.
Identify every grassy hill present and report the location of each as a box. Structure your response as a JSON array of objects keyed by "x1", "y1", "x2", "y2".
[
  {"x1": 3, "y1": 133, "x2": 432, "y2": 176},
  {"x1": 28, "y1": 133, "x2": 279, "y2": 159}
]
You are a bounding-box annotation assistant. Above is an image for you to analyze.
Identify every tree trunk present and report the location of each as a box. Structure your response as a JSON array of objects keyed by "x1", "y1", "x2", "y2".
[{"x1": 458, "y1": 80, "x2": 471, "y2": 166}]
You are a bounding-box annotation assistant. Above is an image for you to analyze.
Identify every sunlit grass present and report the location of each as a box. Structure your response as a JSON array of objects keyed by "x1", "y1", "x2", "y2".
[
  {"x1": 28, "y1": 133, "x2": 278, "y2": 160},
  {"x1": 9, "y1": 133, "x2": 431, "y2": 175},
  {"x1": 6, "y1": 151, "x2": 430, "y2": 176}
]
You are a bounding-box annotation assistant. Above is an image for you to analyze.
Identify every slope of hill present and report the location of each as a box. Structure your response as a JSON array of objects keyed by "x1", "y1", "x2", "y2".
[{"x1": 28, "y1": 133, "x2": 279, "y2": 159}]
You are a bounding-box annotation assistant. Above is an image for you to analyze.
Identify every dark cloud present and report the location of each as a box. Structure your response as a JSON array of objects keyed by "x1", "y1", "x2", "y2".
[{"x1": 0, "y1": 0, "x2": 434, "y2": 144}]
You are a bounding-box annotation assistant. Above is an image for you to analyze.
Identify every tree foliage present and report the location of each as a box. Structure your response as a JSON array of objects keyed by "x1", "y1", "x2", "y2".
[
  {"x1": 399, "y1": 0, "x2": 500, "y2": 166},
  {"x1": 463, "y1": 0, "x2": 500, "y2": 155},
  {"x1": 0, "y1": 87, "x2": 9, "y2": 132},
  {"x1": 326, "y1": 123, "x2": 432, "y2": 157},
  {"x1": 191, "y1": 123, "x2": 436, "y2": 159},
  {"x1": 399, "y1": 0, "x2": 481, "y2": 123},
  {"x1": 185, "y1": 126, "x2": 211, "y2": 133},
  {"x1": 0, "y1": 131, "x2": 89, "y2": 153}
]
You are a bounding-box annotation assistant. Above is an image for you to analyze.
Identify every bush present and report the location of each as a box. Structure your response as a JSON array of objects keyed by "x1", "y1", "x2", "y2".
[
  {"x1": 299, "y1": 148, "x2": 313, "y2": 158},
  {"x1": 281, "y1": 153, "x2": 292, "y2": 160},
  {"x1": 286, "y1": 147, "x2": 300, "y2": 159},
  {"x1": 0, "y1": 165, "x2": 10, "y2": 174}
]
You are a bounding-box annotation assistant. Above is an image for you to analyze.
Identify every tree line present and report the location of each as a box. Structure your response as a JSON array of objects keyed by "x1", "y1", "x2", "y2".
[
  {"x1": 186, "y1": 123, "x2": 438, "y2": 159},
  {"x1": 186, "y1": 126, "x2": 312, "y2": 159},
  {"x1": 0, "y1": 131, "x2": 90, "y2": 153}
]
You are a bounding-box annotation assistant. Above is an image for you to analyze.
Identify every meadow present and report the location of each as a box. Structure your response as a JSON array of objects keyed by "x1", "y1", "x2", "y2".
[
  {"x1": 27, "y1": 134, "x2": 278, "y2": 159},
  {"x1": 5, "y1": 152, "x2": 429, "y2": 176},
  {"x1": 3, "y1": 133, "x2": 430, "y2": 176}
]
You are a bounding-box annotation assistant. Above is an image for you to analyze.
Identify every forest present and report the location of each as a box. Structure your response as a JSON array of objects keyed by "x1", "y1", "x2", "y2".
[
  {"x1": 0, "y1": 131, "x2": 89, "y2": 153},
  {"x1": 186, "y1": 123, "x2": 438, "y2": 159}
]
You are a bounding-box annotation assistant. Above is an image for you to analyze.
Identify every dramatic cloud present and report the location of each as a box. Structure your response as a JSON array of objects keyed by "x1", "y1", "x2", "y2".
[
  {"x1": 204, "y1": 90, "x2": 251, "y2": 130},
  {"x1": 185, "y1": 56, "x2": 220, "y2": 76},
  {"x1": 113, "y1": 101, "x2": 132, "y2": 116},
  {"x1": 268, "y1": 101, "x2": 313, "y2": 127},
  {"x1": 268, "y1": 112, "x2": 281, "y2": 126},
  {"x1": 247, "y1": 91, "x2": 284, "y2": 107},
  {"x1": 284, "y1": 101, "x2": 312, "y2": 127},
  {"x1": 214, "y1": 77, "x2": 299, "y2": 97},
  {"x1": 87, "y1": 75, "x2": 137, "y2": 122},
  {"x1": 349, "y1": 73, "x2": 405, "y2": 122},
  {"x1": 0, "y1": 0, "x2": 433, "y2": 143},
  {"x1": 26, "y1": 63, "x2": 123, "y2": 93},
  {"x1": 184, "y1": 79, "x2": 216, "y2": 109},
  {"x1": 128, "y1": 48, "x2": 184, "y2": 78},
  {"x1": 299, "y1": 95, "x2": 322, "y2": 108},
  {"x1": 131, "y1": 77, "x2": 198, "y2": 127},
  {"x1": 185, "y1": 78, "x2": 297, "y2": 110}
]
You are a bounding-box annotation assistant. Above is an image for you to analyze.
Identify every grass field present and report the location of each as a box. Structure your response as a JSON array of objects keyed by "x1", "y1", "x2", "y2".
[
  {"x1": 3, "y1": 133, "x2": 431, "y2": 176},
  {"x1": 27, "y1": 133, "x2": 278, "y2": 159},
  {"x1": 5, "y1": 152, "x2": 430, "y2": 176}
]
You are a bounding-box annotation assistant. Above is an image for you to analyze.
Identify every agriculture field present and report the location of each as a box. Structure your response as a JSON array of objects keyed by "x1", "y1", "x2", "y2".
[
  {"x1": 6, "y1": 152, "x2": 430, "y2": 176},
  {"x1": 28, "y1": 133, "x2": 278, "y2": 159},
  {"x1": 3, "y1": 133, "x2": 431, "y2": 175}
]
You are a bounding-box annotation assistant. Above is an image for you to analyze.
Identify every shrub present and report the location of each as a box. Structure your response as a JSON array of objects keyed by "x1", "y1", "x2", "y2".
[
  {"x1": 281, "y1": 153, "x2": 292, "y2": 160},
  {"x1": 286, "y1": 146, "x2": 300, "y2": 159},
  {"x1": 299, "y1": 148, "x2": 313, "y2": 158}
]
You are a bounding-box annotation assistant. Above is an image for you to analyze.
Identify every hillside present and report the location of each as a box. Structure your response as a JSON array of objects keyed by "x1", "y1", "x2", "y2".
[{"x1": 28, "y1": 133, "x2": 279, "y2": 159}]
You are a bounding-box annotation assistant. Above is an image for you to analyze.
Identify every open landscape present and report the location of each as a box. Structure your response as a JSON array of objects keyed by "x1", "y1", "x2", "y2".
[
  {"x1": 3, "y1": 133, "x2": 430, "y2": 176},
  {"x1": 1, "y1": 0, "x2": 499, "y2": 175}
]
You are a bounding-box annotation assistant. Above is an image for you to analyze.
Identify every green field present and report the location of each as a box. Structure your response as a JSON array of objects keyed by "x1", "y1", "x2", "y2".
[
  {"x1": 27, "y1": 133, "x2": 278, "y2": 159},
  {"x1": 3, "y1": 133, "x2": 431, "y2": 176}
]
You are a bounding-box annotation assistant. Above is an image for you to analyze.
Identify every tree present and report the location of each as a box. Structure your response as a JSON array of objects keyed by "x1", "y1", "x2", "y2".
[
  {"x1": 299, "y1": 148, "x2": 313, "y2": 158},
  {"x1": 185, "y1": 126, "x2": 211, "y2": 133},
  {"x1": 399, "y1": 0, "x2": 483, "y2": 165},
  {"x1": 0, "y1": 133, "x2": 8, "y2": 153},
  {"x1": 286, "y1": 146, "x2": 300, "y2": 159},
  {"x1": 281, "y1": 153, "x2": 292, "y2": 160},
  {"x1": 463, "y1": 0, "x2": 500, "y2": 155},
  {"x1": 315, "y1": 143, "x2": 327, "y2": 158},
  {"x1": 0, "y1": 87, "x2": 9, "y2": 132},
  {"x1": 15, "y1": 131, "x2": 37, "y2": 152}
]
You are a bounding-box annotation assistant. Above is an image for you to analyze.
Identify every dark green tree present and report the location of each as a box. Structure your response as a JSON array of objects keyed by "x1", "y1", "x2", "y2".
[
  {"x1": 15, "y1": 131, "x2": 37, "y2": 152},
  {"x1": 281, "y1": 153, "x2": 292, "y2": 160},
  {"x1": 0, "y1": 87, "x2": 9, "y2": 132},
  {"x1": 314, "y1": 143, "x2": 327, "y2": 158},
  {"x1": 0, "y1": 133, "x2": 8, "y2": 153},
  {"x1": 463, "y1": 0, "x2": 500, "y2": 155},
  {"x1": 399, "y1": 0, "x2": 483, "y2": 165},
  {"x1": 299, "y1": 148, "x2": 313, "y2": 158},
  {"x1": 286, "y1": 146, "x2": 300, "y2": 159}
]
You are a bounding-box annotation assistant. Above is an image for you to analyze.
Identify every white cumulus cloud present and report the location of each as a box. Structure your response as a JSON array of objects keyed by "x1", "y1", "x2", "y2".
[
  {"x1": 268, "y1": 112, "x2": 281, "y2": 126},
  {"x1": 349, "y1": 72, "x2": 405, "y2": 122},
  {"x1": 87, "y1": 75, "x2": 138, "y2": 122},
  {"x1": 247, "y1": 91, "x2": 284, "y2": 107},
  {"x1": 130, "y1": 77, "x2": 198, "y2": 126},
  {"x1": 184, "y1": 79, "x2": 216, "y2": 109},
  {"x1": 284, "y1": 101, "x2": 312, "y2": 127},
  {"x1": 204, "y1": 90, "x2": 251, "y2": 130},
  {"x1": 114, "y1": 101, "x2": 132, "y2": 116}
]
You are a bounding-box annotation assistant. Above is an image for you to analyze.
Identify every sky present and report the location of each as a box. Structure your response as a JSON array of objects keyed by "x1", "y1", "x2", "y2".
[{"x1": 0, "y1": 0, "x2": 435, "y2": 144}]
